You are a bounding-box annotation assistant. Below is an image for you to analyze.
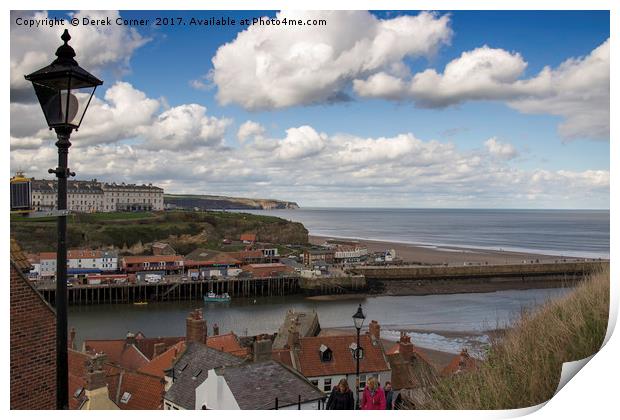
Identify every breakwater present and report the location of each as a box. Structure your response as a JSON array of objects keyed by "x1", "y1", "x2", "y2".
[{"x1": 351, "y1": 261, "x2": 608, "y2": 295}]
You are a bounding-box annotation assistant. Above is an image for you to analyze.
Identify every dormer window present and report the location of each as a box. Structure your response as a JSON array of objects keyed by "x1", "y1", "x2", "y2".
[{"x1": 319, "y1": 344, "x2": 332, "y2": 362}]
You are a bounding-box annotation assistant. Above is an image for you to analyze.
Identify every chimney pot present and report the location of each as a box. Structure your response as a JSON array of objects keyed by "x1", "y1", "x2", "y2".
[
  {"x1": 213, "y1": 323, "x2": 220, "y2": 336},
  {"x1": 398, "y1": 331, "x2": 414, "y2": 360}
]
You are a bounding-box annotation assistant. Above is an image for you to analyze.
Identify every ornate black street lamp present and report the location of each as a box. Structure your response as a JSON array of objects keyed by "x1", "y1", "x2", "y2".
[
  {"x1": 352, "y1": 304, "x2": 366, "y2": 410},
  {"x1": 24, "y1": 29, "x2": 102, "y2": 410}
]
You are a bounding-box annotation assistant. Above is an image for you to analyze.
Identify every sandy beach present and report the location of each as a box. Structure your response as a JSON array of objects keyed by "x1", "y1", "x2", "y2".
[{"x1": 309, "y1": 234, "x2": 585, "y2": 266}]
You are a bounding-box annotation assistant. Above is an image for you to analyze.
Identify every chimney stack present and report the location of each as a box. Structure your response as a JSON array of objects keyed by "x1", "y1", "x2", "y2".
[
  {"x1": 368, "y1": 320, "x2": 380, "y2": 341},
  {"x1": 253, "y1": 335, "x2": 273, "y2": 362},
  {"x1": 86, "y1": 354, "x2": 107, "y2": 391},
  {"x1": 125, "y1": 332, "x2": 136, "y2": 346},
  {"x1": 213, "y1": 323, "x2": 220, "y2": 336},
  {"x1": 186, "y1": 309, "x2": 207, "y2": 344},
  {"x1": 287, "y1": 326, "x2": 300, "y2": 349},
  {"x1": 398, "y1": 331, "x2": 413, "y2": 361}
]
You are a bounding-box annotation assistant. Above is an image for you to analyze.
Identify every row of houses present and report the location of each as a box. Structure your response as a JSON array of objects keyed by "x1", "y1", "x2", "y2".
[
  {"x1": 65, "y1": 308, "x2": 477, "y2": 410},
  {"x1": 28, "y1": 245, "x2": 288, "y2": 282},
  {"x1": 303, "y1": 241, "x2": 370, "y2": 266},
  {"x1": 27, "y1": 177, "x2": 164, "y2": 213}
]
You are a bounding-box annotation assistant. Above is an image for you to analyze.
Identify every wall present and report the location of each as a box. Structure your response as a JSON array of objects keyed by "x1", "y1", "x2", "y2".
[{"x1": 10, "y1": 262, "x2": 57, "y2": 409}]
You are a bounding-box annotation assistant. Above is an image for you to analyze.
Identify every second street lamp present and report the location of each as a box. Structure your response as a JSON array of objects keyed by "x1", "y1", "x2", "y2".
[
  {"x1": 24, "y1": 29, "x2": 102, "y2": 410},
  {"x1": 352, "y1": 303, "x2": 366, "y2": 410}
]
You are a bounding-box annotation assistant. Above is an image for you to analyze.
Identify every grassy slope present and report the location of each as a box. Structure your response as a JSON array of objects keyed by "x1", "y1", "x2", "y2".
[
  {"x1": 425, "y1": 268, "x2": 609, "y2": 409},
  {"x1": 10, "y1": 210, "x2": 308, "y2": 254}
]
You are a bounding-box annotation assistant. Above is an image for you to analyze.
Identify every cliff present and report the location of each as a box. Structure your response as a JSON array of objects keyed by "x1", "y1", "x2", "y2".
[{"x1": 164, "y1": 194, "x2": 299, "y2": 210}]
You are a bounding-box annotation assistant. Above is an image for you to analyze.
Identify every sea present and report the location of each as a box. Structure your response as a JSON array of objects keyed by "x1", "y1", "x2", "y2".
[{"x1": 244, "y1": 208, "x2": 609, "y2": 259}]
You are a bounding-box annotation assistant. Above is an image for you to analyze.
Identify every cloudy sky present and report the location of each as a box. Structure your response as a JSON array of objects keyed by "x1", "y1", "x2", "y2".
[{"x1": 10, "y1": 10, "x2": 609, "y2": 208}]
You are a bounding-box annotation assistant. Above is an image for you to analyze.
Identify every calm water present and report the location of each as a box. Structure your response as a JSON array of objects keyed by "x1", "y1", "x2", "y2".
[
  {"x1": 245, "y1": 208, "x2": 609, "y2": 259},
  {"x1": 69, "y1": 288, "x2": 571, "y2": 354}
]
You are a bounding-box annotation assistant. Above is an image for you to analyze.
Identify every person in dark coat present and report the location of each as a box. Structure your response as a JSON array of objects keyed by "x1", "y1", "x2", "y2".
[
  {"x1": 326, "y1": 378, "x2": 355, "y2": 410},
  {"x1": 384, "y1": 381, "x2": 394, "y2": 409}
]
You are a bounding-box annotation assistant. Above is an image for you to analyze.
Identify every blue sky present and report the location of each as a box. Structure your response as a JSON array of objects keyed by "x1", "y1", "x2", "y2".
[{"x1": 10, "y1": 10, "x2": 610, "y2": 208}]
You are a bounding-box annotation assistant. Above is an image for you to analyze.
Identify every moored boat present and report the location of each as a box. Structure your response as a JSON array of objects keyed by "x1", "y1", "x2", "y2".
[{"x1": 203, "y1": 291, "x2": 231, "y2": 302}]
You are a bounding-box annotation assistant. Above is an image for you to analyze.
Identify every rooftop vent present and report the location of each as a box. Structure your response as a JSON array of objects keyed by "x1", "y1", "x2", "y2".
[
  {"x1": 192, "y1": 369, "x2": 203, "y2": 379},
  {"x1": 73, "y1": 387, "x2": 84, "y2": 399},
  {"x1": 120, "y1": 392, "x2": 131, "y2": 404}
]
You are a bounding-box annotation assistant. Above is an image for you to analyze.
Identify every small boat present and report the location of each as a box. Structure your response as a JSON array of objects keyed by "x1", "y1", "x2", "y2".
[
  {"x1": 133, "y1": 301, "x2": 148, "y2": 306},
  {"x1": 203, "y1": 292, "x2": 231, "y2": 303}
]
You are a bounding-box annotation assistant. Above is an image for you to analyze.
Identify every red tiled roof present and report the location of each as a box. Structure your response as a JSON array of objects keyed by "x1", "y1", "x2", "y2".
[
  {"x1": 207, "y1": 333, "x2": 250, "y2": 357},
  {"x1": 68, "y1": 249, "x2": 102, "y2": 259},
  {"x1": 240, "y1": 233, "x2": 257, "y2": 242},
  {"x1": 122, "y1": 255, "x2": 184, "y2": 264},
  {"x1": 386, "y1": 342, "x2": 434, "y2": 366},
  {"x1": 134, "y1": 336, "x2": 184, "y2": 360},
  {"x1": 138, "y1": 341, "x2": 186, "y2": 378},
  {"x1": 68, "y1": 349, "x2": 90, "y2": 410},
  {"x1": 39, "y1": 252, "x2": 57, "y2": 260},
  {"x1": 107, "y1": 369, "x2": 165, "y2": 410},
  {"x1": 291, "y1": 334, "x2": 389, "y2": 377},
  {"x1": 83, "y1": 340, "x2": 150, "y2": 371},
  {"x1": 441, "y1": 350, "x2": 478, "y2": 376}
]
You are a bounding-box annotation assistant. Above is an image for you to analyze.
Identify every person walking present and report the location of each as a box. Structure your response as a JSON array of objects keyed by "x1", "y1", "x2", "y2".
[
  {"x1": 360, "y1": 377, "x2": 386, "y2": 410},
  {"x1": 326, "y1": 378, "x2": 354, "y2": 410},
  {"x1": 384, "y1": 381, "x2": 394, "y2": 410}
]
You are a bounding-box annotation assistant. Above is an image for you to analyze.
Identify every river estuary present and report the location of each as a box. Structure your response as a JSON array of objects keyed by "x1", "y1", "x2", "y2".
[{"x1": 69, "y1": 287, "x2": 571, "y2": 356}]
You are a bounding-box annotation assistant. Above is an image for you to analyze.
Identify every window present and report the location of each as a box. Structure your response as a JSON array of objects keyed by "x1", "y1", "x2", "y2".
[
  {"x1": 320, "y1": 344, "x2": 333, "y2": 362},
  {"x1": 323, "y1": 378, "x2": 332, "y2": 392},
  {"x1": 311, "y1": 380, "x2": 319, "y2": 388},
  {"x1": 359, "y1": 374, "x2": 367, "y2": 390}
]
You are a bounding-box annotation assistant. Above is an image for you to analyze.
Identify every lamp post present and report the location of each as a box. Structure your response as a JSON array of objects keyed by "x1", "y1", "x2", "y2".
[
  {"x1": 25, "y1": 29, "x2": 102, "y2": 410},
  {"x1": 352, "y1": 303, "x2": 366, "y2": 410}
]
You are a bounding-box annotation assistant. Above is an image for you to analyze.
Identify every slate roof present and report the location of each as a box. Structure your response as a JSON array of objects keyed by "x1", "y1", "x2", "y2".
[
  {"x1": 164, "y1": 342, "x2": 243, "y2": 409},
  {"x1": 216, "y1": 360, "x2": 325, "y2": 410}
]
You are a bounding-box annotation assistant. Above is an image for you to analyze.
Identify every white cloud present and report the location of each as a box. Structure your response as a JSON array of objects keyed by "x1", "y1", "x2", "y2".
[
  {"x1": 276, "y1": 126, "x2": 327, "y2": 160},
  {"x1": 10, "y1": 124, "x2": 608, "y2": 208},
  {"x1": 354, "y1": 39, "x2": 609, "y2": 140},
  {"x1": 11, "y1": 10, "x2": 148, "y2": 101},
  {"x1": 508, "y1": 40, "x2": 610, "y2": 140},
  {"x1": 484, "y1": 137, "x2": 518, "y2": 160},
  {"x1": 10, "y1": 82, "x2": 231, "y2": 152},
  {"x1": 137, "y1": 104, "x2": 232, "y2": 151},
  {"x1": 237, "y1": 120, "x2": 266, "y2": 143},
  {"x1": 211, "y1": 11, "x2": 452, "y2": 109}
]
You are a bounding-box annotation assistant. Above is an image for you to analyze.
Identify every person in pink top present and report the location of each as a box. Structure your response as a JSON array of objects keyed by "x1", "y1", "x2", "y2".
[{"x1": 360, "y1": 377, "x2": 386, "y2": 410}]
